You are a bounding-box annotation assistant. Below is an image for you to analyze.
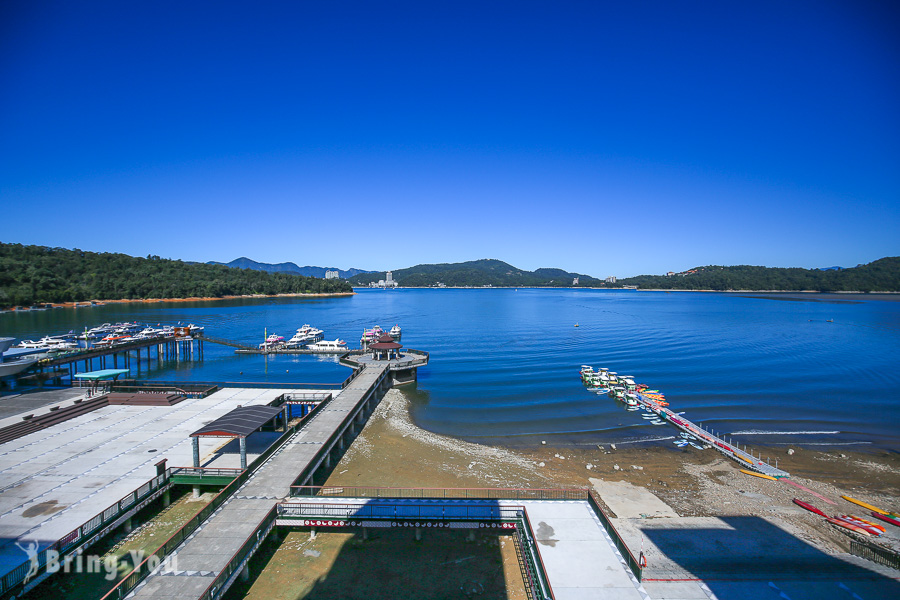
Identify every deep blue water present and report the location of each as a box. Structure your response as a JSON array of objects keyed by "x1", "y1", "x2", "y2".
[{"x1": 3, "y1": 289, "x2": 899, "y2": 449}]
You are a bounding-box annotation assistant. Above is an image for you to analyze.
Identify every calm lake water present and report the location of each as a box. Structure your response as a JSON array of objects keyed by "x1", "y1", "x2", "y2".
[{"x1": 3, "y1": 289, "x2": 898, "y2": 449}]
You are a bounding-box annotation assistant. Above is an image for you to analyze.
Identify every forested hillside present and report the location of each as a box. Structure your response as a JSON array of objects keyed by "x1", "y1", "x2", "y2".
[
  {"x1": 617, "y1": 258, "x2": 900, "y2": 292},
  {"x1": 350, "y1": 259, "x2": 599, "y2": 287},
  {"x1": 0, "y1": 243, "x2": 352, "y2": 307}
]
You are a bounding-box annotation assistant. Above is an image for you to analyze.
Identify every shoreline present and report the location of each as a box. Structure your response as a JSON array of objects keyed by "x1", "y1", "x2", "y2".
[
  {"x1": 355, "y1": 286, "x2": 900, "y2": 295},
  {"x1": 1, "y1": 292, "x2": 356, "y2": 312},
  {"x1": 329, "y1": 387, "x2": 900, "y2": 559}
]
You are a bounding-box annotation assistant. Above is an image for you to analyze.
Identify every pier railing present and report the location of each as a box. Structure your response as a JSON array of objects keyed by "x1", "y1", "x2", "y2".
[
  {"x1": 289, "y1": 485, "x2": 588, "y2": 500},
  {"x1": 587, "y1": 490, "x2": 643, "y2": 581},
  {"x1": 101, "y1": 395, "x2": 335, "y2": 599},
  {"x1": 198, "y1": 506, "x2": 278, "y2": 600},
  {"x1": 110, "y1": 380, "x2": 218, "y2": 398},
  {"x1": 286, "y1": 485, "x2": 640, "y2": 583},
  {"x1": 1, "y1": 471, "x2": 171, "y2": 597},
  {"x1": 850, "y1": 540, "x2": 900, "y2": 571}
]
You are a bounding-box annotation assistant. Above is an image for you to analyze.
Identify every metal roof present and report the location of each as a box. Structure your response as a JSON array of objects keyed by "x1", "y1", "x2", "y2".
[
  {"x1": 73, "y1": 369, "x2": 131, "y2": 380},
  {"x1": 369, "y1": 342, "x2": 403, "y2": 350},
  {"x1": 190, "y1": 405, "x2": 283, "y2": 438}
]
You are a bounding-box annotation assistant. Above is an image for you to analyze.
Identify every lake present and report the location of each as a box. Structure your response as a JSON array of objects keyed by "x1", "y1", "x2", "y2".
[{"x1": 3, "y1": 289, "x2": 898, "y2": 449}]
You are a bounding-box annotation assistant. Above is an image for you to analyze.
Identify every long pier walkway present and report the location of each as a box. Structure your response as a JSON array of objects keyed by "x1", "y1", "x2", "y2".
[
  {"x1": 130, "y1": 364, "x2": 391, "y2": 599},
  {"x1": 635, "y1": 393, "x2": 790, "y2": 478}
]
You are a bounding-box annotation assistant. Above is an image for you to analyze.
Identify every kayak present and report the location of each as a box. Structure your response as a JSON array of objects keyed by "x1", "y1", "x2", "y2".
[
  {"x1": 740, "y1": 469, "x2": 777, "y2": 481},
  {"x1": 793, "y1": 498, "x2": 827, "y2": 517},
  {"x1": 835, "y1": 516, "x2": 881, "y2": 536},
  {"x1": 844, "y1": 515, "x2": 885, "y2": 532},
  {"x1": 870, "y1": 512, "x2": 900, "y2": 528},
  {"x1": 827, "y1": 517, "x2": 873, "y2": 536},
  {"x1": 842, "y1": 495, "x2": 891, "y2": 515},
  {"x1": 782, "y1": 480, "x2": 837, "y2": 505}
]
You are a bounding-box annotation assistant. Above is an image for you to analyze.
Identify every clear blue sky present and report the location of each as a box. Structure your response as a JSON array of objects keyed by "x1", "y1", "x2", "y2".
[{"x1": 1, "y1": 1, "x2": 898, "y2": 278}]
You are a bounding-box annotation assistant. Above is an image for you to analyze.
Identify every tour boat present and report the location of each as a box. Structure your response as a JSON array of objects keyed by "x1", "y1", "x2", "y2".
[
  {"x1": 390, "y1": 324, "x2": 402, "y2": 338},
  {"x1": 307, "y1": 339, "x2": 348, "y2": 353},
  {"x1": 285, "y1": 325, "x2": 323, "y2": 347},
  {"x1": 624, "y1": 393, "x2": 639, "y2": 406},
  {"x1": 259, "y1": 334, "x2": 284, "y2": 349}
]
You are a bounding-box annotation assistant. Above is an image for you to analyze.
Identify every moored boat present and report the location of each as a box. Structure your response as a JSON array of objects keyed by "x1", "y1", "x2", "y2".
[{"x1": 307, "y1": 339, "x2": 348, "y2": 353}]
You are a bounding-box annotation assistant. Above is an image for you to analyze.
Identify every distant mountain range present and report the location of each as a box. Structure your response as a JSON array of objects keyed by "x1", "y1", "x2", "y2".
[
  {"x1": 208, "y1": 257, "x2": 371, "y2": 279},
  {"x1": 348, "y1": 259, "x2": 600, "y2": 287}
]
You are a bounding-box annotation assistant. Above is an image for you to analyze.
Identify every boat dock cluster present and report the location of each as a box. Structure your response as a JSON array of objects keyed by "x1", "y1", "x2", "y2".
[
  {"x1": 15, "y1": 321, "x2": 204, "y2": 352},
  {"x1": 580, "y1": 365, "x2": 789, "y2": 478}
]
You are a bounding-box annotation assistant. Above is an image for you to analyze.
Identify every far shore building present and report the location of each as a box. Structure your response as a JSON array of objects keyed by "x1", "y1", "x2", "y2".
[
  {"x1": 325, "y1": 270, "x2": 340, "y2": 279},
  {"x1": 605, "y1": 276, "x2": 616, "y2": 284},
  {"x1": 369, "y1": 270, "x2": 399, "y2": 288}
]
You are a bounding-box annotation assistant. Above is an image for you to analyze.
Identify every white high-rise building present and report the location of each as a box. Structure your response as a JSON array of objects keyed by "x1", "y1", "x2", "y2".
[{"x1": 325, "y1": 270, "x2": 340, "y2": 279}]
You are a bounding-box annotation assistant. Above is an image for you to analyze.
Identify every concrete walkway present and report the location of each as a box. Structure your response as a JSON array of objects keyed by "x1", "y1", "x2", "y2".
[{"x1": 131, "y1": 365, "x2": 389, "y2": 599}]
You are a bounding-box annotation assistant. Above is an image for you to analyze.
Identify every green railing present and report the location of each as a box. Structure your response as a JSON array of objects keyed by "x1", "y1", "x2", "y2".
[
  {"x1": 1, "y1": 471, "x2": 170, "y2": 596},
  {"x1": 516, "y1": 507, "x2": 556, "y2": 599}
]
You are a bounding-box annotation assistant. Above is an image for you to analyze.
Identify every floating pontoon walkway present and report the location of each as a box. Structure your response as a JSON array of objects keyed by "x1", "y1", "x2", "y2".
[{"x1": 634, "y1": 393, "x2": 790, "y2": 478}]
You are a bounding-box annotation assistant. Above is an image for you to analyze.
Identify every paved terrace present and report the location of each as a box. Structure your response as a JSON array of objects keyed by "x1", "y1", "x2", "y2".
[
  {"x1": 0, "y1": 387, "x2": 308, "y2": 586},
  {"x1": 131, "y1": 364, "x2": 390, "y2": 599}
]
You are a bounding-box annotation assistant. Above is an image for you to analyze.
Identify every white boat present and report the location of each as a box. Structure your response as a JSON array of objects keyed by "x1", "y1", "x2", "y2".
[
  {"x1": 0, "y1": 356, "x2": 40, "y2": 377},
  {"x1": 0, "y1": 338, "x2": 41, "y2": 377},
  {"x1": 15, "y1": 340, "x2": 46, "y2": 349},
  {"x1": 624, "y1": 393, "x2": 639, "y2": 406},
  {"x1": 307, "y1": 339, "x2": 348, "y2": 353},
  {"x1": 259, "y1": 334, "x2": 284, "y2": 349},
  {"x1": 389, "y1": 324, "x2": 402, "y2": 338}
]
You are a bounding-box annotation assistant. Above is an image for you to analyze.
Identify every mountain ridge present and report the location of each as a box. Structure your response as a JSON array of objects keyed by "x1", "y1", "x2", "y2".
[{"x1": 208, "y1": 257, "x2": 371, "y2": 279}]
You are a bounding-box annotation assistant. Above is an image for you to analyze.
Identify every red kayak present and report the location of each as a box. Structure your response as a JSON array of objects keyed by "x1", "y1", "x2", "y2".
[
  {"x1": 793, "y1": 498, "x2": 827, "y2": 517},
  {"x1": 871, "y1": 511, "x2": 900, "y2": 528}
]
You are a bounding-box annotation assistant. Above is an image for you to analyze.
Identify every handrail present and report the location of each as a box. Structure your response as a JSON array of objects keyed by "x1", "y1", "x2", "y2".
[
  {"x1": 277, "y1": 502, "x2": 524, "y2": 521},
  {"x1": 587, "y1": 490, "x2": 642, "y2": 581},
  {"x1": 289, "y1": 485, "x2": 589, "y2": 500},
  {"x1": 1, "y1": 471, "x2": 170, "y2": 596},
  {"x1": 290, "y1": 366, "x2": 390, "y2": 487},
  {"x1": 276, "y1": 500, "x2": 554, "y2": 599},
  {"x1": 101, "y1": 394, "x2": 336, "y2": 599},
  {"x1": 198, "y1": 506, "x2": 278, "y2": 600},
  {"x1": 518, "y1": 506, "x2": 556, "y2": 599}
]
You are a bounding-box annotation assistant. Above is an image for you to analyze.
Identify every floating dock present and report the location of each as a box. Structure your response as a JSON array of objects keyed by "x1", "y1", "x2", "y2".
[{"x1": 634, "y1": 392, "x2": 790, "y2": 478}]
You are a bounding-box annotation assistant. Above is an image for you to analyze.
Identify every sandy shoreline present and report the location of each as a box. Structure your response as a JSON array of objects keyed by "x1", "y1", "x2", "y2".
[{"x1": 329, "y1": 388, "x2": 900, "y2": 562}]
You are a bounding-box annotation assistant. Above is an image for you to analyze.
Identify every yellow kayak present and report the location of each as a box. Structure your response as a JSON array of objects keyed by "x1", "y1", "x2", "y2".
[
  {"x1": 740, "y1": 469, "x2": 777, "y2": 481},
  {"x1": 842, "y1": 495, "x2": 889, "y2": 515}
]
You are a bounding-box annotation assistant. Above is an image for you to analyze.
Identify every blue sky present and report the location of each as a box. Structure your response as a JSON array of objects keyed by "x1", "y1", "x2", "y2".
[{"x1": 1, "y1": 1, "x2": 897, "y2": 278}]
